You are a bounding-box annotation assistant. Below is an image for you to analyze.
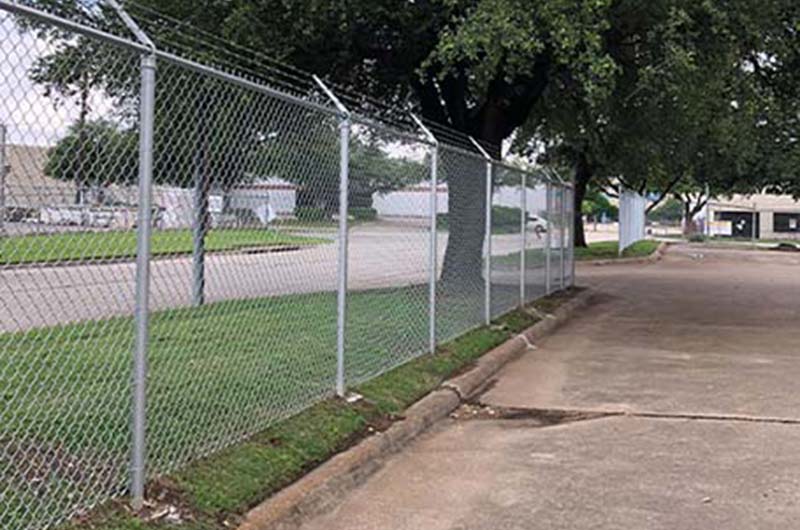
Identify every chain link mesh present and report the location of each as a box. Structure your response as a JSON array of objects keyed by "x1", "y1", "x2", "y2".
[
  {"x1": 489, "y1": 165, "x2": 523, "y2": 317},
  {"x1": 435, "y1": 145, "x2": 488, "y2": 342},
  {"x1": 344, "y1": 120, "x2": 433, "y2": 384},
  {"x1": 0, "y1": 6, "x2": 574, "y2": 530},
  {"x1": 524, "y1": 172, "x2": 549, "y2": 302},
  {"x1": 0, "y1": 10, "x2": 141, "y2": 530}
]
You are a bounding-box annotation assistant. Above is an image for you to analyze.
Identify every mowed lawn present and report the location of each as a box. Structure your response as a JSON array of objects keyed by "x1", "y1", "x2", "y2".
[
  {"x1": 0, "y1": 284, "x2": 490, "y2": 528},
  {"x1": 0, "y1": 227, "x2": 328, "y2": 265}
]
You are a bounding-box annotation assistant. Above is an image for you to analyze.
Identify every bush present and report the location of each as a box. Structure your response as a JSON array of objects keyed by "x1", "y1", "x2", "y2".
[
  {"x1": 492, "y1": 205, "x2": 522, "y2": 234},
  {"x1": 348, "y1": 207, "x2": 377, "y2": 221},
  {"x1": 437, "y1": 207, "x2": 522, "y2": 233},
  {"x1": 295, "y1": 206, "x2": 329, "y2": 221},
  {"x1": 688, "y1": 233, "x2": 706, "y2": 242}
]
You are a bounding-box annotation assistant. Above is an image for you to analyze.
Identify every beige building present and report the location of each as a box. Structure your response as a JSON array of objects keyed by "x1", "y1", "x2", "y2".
[
  {"x1": 3, "y1": 144, "x2": 77, "y2": 211},
  {"x1": 707, "y1": 193, "x2": 800, "y2": 240}
]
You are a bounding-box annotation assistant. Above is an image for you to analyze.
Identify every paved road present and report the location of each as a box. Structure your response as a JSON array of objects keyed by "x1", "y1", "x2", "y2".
[
  {"x1": 0, "y1": 221, "x2": 555, "y2": 331},
  {"x1": 298, "y1": 243, "x2": 800, "y2": 530}
]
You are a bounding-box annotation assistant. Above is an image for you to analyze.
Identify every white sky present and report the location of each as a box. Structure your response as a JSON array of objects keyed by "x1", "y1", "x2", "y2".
[{"x1": 0, "y1": 14, "x2": 114, "y2": 146}]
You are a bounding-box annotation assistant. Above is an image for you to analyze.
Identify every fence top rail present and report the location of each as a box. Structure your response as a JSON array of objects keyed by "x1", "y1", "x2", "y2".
[
  {"x1": 438, "y1": 141, "x2": 489, "y2": 163},
  {"x1": 0, "y1": 0, "x2": 152, "y2": 53},
  {"x1": 491, "y1": 159, "x2": 556, "y2": 185},
  {"x1": 350, "y1": 113, "x2": 435, "y2": 148},
  {"x1": 0, "y1": 0, "x2": 340, "y2": 116}
]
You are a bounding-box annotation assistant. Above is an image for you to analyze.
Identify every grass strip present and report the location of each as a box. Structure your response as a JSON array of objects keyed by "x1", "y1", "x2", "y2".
[
  {"x1": 0, "y1": 228, "x2": 328, "y2": 265},
  {"x1": 58, "y1": 288, "x2": 579, "y2": 530},
  {"x1": 574, "y1": 239, "x2": 660, "y2": 261}
]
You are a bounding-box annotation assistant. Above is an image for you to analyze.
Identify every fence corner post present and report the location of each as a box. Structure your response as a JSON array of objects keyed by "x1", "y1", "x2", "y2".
[{"x1": 131, "y1": 50, "x2": 156, "y2": 512}]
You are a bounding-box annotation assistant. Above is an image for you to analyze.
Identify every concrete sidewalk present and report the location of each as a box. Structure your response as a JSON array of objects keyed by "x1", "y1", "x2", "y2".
[{"x1": 297, "y1": 244, "x2": 800, "y2": 530}]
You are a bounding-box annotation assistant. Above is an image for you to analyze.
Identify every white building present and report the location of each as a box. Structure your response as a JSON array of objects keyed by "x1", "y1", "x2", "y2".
[
  {"x1": 372, "y1": 182, "x2": 549, "y2": 218},
  {"x1": 707, "y1": 193, "x2": 800, "y2": 240}
]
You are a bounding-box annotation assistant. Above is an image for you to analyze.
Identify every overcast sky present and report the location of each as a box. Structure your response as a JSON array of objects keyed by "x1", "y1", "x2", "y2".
[{"x1": 0, "y1": 13, "x2": 114, "y2": 147}]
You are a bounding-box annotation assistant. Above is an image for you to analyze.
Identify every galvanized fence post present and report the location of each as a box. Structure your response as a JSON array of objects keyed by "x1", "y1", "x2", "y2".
[
  {"x1": 519, "y1": 171, "x2": 527, "y2": 306},
  {"x1": 545, "y1": 182, "x2": 552, "y2": 295},
  {"x1": 570, "y1": 186, "x2": 576, "y2": 286},
  {"x1": 0, "y1": 123, "x2": 6, "y2": 235},
  {"x1": 314, "y1": 76, "x2": 351, "y2": 397},
  {"x1": 484, "y1": 162, "x2": 492, "y2": 323},
  {"x1": 131, "y1": 51, "x2": 156, "y2": 511},
  {"x1": 428, "y1": 148, "x2": 438, "y2": 352},
  {"x1": 469, "y1": 137, "x2": 493, "y2": 325},
  {"x1": 191, "y1": 149, "x2": 206, "y2": 306},
  {"x1": 191, "y1": 172, "x2": 205, "y2": 306},
  {"x1": 336, "y1": 116, "x2": 350, "y2": 396},
  {"x1": 106, "y1": 0, "x2": 160, "y2": 510},
  {"x1": 560, "y1": 185, "x2": 566, "y2": 290},
  {"x1": 410, "y1": 114, "x2": 439, "y2": 354},
  {"x1": 406, "y1": 114, "x2": 440, "y2": 353}
]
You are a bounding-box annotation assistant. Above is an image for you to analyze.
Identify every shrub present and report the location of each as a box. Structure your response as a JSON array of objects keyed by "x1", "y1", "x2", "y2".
[
  {"x1": 348, "y1": 207, "x2": 377, "y2": 221},
  {"x1": 492, "y1": 205, "x2": 522, "y2": 233},
  {"x1": 438, "y1": 207, "x2": 523, "y2": 233},
  {"x1": 295, "y1": 206, "x2": 329, "y2": 221},
  {"x1": 688, "y1": 233, "x2": 706, "y2": 242}
]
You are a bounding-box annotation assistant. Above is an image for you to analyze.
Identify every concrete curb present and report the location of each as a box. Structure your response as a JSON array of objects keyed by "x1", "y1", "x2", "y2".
[
  {"x1": 582, "y1": 240, "x2": 669, "y2": 267},
  {"x1": 238, "y1": 289, "x2": 594, "y2": 530}
]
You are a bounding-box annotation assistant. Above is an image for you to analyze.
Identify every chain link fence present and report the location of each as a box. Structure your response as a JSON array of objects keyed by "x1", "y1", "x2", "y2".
[{"x1": 0, "y1": 3, "x2": 575, "y2": 529}]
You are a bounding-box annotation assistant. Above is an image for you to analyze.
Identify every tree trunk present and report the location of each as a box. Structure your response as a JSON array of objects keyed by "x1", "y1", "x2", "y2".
[
  {"x1": 438, "y1": 115, "x2": 506, "y2": 288},
  {"x1": 573, "y1": 153, "x2": 592, "y2": 248},
  {"x1": 417, "y1": 59, "x2": 550, "y2": 288},
  {"x1": 681, "y1": 200, "x2": 694, "y2": 236},
  {"x1": 439, "y1": 154, "x2": 487, "y2": 287},
  {"x1": 75, "y1": 79, "x2": 89, "y2": 206}
]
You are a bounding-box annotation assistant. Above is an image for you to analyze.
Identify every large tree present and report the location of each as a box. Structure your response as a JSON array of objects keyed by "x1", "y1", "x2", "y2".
[
  {"x1": 124, "y1": 0, "x2": 614, "y2": 282},
  {"x1": 24, "y1": 0, "x2": 800, "y2": 268}
]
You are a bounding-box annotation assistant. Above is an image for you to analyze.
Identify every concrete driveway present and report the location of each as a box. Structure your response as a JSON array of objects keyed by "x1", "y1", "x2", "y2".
[{"x1": 298, "y1": 243, "x2": 800, "y2": 530}]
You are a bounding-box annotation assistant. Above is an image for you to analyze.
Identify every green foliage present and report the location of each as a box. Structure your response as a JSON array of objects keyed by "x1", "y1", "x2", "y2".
[
  {"x1": 348, "y1": 207, "x2": 377, "y2": 221},
  {"x1": 437, "y1": 205, "x2": 523, "y2": 234},
  {"x1": 491, "y1": 205, "x2": 523, "y2": 233},
  {"x1": 294, "y1": 206, "x2": 329, "y2": 222},
  {"x1": 45, "y1": 120, "x2": 138, "y2": 189},
  {"x1": 648, "y1": 197, "x2": 683, "y2": 223},
  {"x1": 581, "y1": 188, "x2": 617, "y2": 221}
]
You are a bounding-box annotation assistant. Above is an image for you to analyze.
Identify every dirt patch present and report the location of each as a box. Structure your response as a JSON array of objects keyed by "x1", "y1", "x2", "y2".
[
  {"x1": 450, "y1": 402, "x2": 615, "y2": 426},
  {"x1": 770, "y1": 242, "x2": 800, "y2": 253}
]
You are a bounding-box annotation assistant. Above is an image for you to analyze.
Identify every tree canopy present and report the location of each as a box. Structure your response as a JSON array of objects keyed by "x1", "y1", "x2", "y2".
[{"x1": 20, "y1": 0, "x2": 800, "y2": 259}]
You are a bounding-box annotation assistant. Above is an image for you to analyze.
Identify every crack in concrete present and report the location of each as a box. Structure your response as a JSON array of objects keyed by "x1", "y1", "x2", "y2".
[{"x1": 468, "y1": 404, "x2": 800, "y2": 427}]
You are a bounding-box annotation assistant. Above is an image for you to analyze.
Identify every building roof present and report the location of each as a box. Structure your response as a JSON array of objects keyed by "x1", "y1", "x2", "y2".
[{"x1": 710, "y1": 193, "x2": 800, "y2": 212}]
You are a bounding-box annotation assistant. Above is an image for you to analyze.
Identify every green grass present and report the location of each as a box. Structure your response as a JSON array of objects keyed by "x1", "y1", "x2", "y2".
[
  {"x1": 0, "y1": 228, "x2": 329, "y2": 265},
  {"x1": 47, "y1": 288, "x2": 577, "y2": 530},
  {"x1": 1, "y1": 281, "x2": 565, "y2": 530},
  {"x1": 574, "y1": 239, "x2": 660, "y2": 261},
  {"x1": 492, "y1": 248, "x2": 547, "y2": 267}
]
